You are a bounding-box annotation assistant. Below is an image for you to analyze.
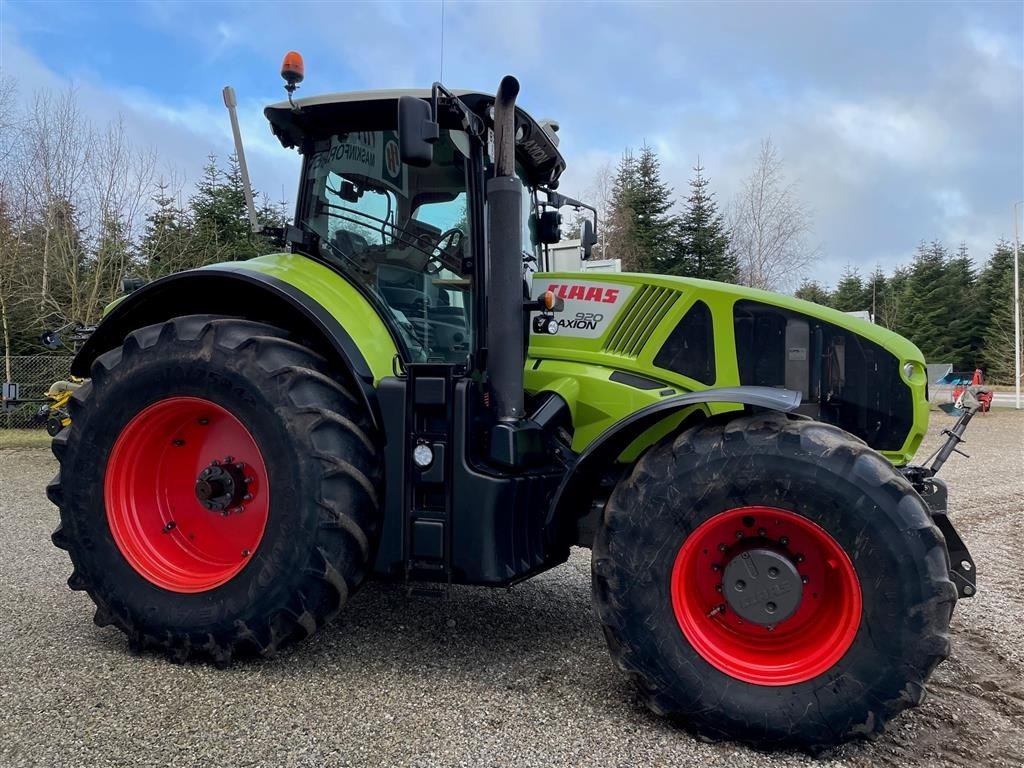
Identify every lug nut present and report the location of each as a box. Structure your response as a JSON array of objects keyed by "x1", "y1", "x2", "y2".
[
  {"x1": 161, "y1": 521, "x2": 176, "y2": 533},
  {"x1": 172, "y1": 439, "x2": 185, "y2": 447},
  {"x1": 757, "y1": 528, "x2": 767, "y2": 537},
  {"x1": 243, "y1": 493, "x2": 253, "y2": 501},
  {"x1": 241, "y1": 549, "x2": 250, "y2": 557},
  {"x1": 795, "y1": 554, "x2": 805, "y2": 564},
  {"x1": 718, "y1": 543, "x2": 728, "y2": 552},
  {"x1": 779, "y1": 536, "x2": 789, "y2": 546},
  {"x1": 711, "y1": 564, "x2": 721, "y2": 572},
  {"x1": 802, "y1": 575, "x2": 809, "y2": 584},
  {"x1": 735, "y1": 531, "x2": 744, "y2": 540}
]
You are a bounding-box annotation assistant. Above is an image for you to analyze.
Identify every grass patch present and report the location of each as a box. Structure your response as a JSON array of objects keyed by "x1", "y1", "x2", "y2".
[{"x1": 0, "y1": 429, "x2": 53, "y2": 450}]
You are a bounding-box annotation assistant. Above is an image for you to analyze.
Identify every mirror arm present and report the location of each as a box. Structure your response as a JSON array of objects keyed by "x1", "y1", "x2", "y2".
[
  {"x1": 431, "y1": 82, "x2": 486, "y2": 138},
  {"x1": 541, "y1": 188, "x2": 600, "y2": 236}
]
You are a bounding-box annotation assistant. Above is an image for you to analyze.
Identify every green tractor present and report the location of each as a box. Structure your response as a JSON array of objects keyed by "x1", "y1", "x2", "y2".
[{"x1": 49, "y1": 56, "x2": 977, "y2": 750}]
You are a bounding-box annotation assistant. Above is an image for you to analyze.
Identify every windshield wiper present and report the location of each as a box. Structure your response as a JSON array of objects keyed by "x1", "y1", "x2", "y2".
[
  {"x1": 292, "y1": 220, "x2": 368, "y2": 275},
  {"x1": 317, "y1": 200, "x2": 443, "y2": 263}
]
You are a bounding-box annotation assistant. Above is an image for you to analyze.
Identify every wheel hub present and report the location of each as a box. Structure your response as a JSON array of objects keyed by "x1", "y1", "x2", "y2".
[
  {"x1": 195, "y1": 459, "x2": 249, "y2": 513},
  {"x1": 722, "y1": 547, "x2": 803, "y2": 625}
]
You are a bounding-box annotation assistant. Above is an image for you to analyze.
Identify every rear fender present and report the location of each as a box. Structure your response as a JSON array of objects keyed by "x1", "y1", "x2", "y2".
[
  {"x1": 72, "y1": 260, "x2": 398, "y2": 430},
  {"x1": 550, "y1": 386, "x2": 802, "y2": 547}
]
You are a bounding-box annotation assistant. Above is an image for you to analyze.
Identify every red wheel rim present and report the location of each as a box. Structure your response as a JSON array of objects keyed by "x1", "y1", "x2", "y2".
[
  {"x1": 671, "y1": 506, "x2": 862, "y2": 686},
  {"x1": 104, "y1": 397, "x2": 270, "y2": 593}
]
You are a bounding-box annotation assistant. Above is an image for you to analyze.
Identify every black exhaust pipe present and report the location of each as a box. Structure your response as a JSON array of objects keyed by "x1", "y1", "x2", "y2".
[{"x1": 486, "y1": 75, "x2": 525, "y2": 423}]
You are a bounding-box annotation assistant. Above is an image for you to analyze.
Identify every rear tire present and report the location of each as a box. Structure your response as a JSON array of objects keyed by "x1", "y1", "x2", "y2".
[
  {"x1": 49, "y1": 315, "x2": 381, "y2": 665},
  {"x1": 592, "y1": 412, "x2": 955, "y2": 751}
]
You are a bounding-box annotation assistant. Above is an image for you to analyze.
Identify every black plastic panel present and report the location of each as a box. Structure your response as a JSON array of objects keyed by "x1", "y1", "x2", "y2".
[
  {"x1": 653, "y1": 300, "x2": 716, "y2": 385},
  {"x1": 733, "y1": 300, "x2": 913, "y2": 450}
]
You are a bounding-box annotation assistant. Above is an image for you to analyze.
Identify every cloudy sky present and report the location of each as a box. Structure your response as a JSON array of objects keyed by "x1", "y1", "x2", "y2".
[{"x1": 2, "y1": 0, "x2": 1021, "y2": 285}]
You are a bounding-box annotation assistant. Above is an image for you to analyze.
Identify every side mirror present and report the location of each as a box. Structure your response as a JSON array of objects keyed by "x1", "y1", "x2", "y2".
[
  {"x1": 397, "y1": 96, "x2": 439, "y2": 168},
  {"x1": 580, "y1": 218, "x2": 597, "y2": 260},
  {"x1": 537, "y1": 210, "x2": 562, "y2": 244}
]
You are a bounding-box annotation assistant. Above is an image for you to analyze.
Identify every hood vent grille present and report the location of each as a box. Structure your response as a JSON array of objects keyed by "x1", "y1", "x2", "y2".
[{"x1": 603, "y1": 285, "x2": 680, "y2": 357}]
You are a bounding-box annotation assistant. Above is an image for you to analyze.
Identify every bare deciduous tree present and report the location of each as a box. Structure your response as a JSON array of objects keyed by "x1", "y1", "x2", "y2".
[
  {"x1": 728, "y1": 138, "x2": 818, "y2": 291},
  {"x1": 3, "y1": 86, "x2": 157, "y2": 362},
  {"x1": 583, "y1": 159, "x2": 614, "y2": 259}
]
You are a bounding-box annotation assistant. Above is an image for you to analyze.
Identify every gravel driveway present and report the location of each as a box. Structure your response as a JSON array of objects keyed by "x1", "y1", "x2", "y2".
[{"x1": 2, "y1": 411, "x2": 1022, "y2": 767}]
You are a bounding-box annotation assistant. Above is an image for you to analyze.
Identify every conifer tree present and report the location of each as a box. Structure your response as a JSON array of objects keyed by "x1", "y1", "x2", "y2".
[
  {"x1": 977, "y1": 240, "x2": 1020, "y2": 381},
  {"x1": 606, "y1": 145, "x2": 674, "y2": 272},
  {"x1": 944, "y1": 243, "x2": 981, "y2": 369},
  {"x1": 793, "y1": 279, "x2": 831, "y2": 306},
  {"x1": 831, "y1": 265, "x2": 870, "y2": 313},
  {"x1": 900, "y1": 241, "x2": 952, "y2": 364},
  {"x1": 668, "y1": 160, "x2": 736, "y2": 282},
  {"x1": 632, "y1": 143, "x2": 674, "y2": 273},
  {"x1": 140, "y1": 179, "x2": 193, "y2": 278}
]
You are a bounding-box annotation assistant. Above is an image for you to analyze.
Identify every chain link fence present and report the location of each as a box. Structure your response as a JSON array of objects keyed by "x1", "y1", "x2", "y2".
[{"x1": 2, "y1": 356, "x2": 75, "y2": 429}]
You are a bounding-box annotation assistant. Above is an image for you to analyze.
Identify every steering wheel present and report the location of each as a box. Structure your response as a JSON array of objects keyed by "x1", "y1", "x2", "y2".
[{"x1": 425, "y1": 228, "x2": 465, "y2": 274}]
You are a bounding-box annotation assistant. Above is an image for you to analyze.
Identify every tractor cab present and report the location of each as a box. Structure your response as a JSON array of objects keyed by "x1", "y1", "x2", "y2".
[{"x1": 265, "y1": 89, "x2": 565, "y2": 368}]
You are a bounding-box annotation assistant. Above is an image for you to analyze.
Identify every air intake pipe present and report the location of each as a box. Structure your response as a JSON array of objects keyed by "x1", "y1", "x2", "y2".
[{"x1": 486, "y1": 75, "x2": 525, "y2": 423}]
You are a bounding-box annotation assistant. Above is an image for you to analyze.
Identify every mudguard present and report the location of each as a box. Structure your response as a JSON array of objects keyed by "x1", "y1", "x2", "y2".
[
  {"x1": 548, "y1": 386, "x2": 802, "y2": 545},
  {"x1": 71, "y1": 261, "x2": 399, "y2": 430}
]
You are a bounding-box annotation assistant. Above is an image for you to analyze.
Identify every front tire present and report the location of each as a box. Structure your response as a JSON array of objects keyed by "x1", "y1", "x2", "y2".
[
  {"x1": 49, "y1": 316, "x2": 382, "y2": 665},
  {"x1": 592, "y1": 412, "x2": 956, "y2": 750}
]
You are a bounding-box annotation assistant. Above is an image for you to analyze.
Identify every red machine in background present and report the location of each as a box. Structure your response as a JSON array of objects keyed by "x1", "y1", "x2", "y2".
[{"x1": 952, "y1": 369, "x2": 994, "y2": 412}]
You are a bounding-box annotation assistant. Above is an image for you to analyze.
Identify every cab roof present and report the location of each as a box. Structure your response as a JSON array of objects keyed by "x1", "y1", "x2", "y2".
[{"x1": 265, "y1": 88, "x2": 566, "y2": 187}]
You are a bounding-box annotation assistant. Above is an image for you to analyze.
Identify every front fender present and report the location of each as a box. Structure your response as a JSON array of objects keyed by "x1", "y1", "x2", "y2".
[
  {"x1": 72, "y1": 256, "x2": 399, "y2": 430},
  {"x1": 548, "y1": 386, "x2": 802, "y2": 546}
]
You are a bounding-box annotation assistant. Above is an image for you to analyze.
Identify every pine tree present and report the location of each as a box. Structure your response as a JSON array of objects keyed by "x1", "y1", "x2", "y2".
[
  {"x1": 794, "y1": 279, "x2": 831, "y2": 306},
  {"x1": 668, "y1": 160, "x2": 736, "y2": 282},
  {"x1": 944, "y1": 243, "x2": 981, "y2": 369},
  {"x1": 977, "y1": 240, "x2": 1020, "y2": 382},
  {"x1": 831, "y1": 265, "x2": 870, "y2": 313},
  {"x1": 866, "y1": 268, "x2": 887, "y2": 324},
  {"x1": 606, "y1": 145, "x2": 674, "y2": 273},
  {"x1": 632, "y1": 143, "x2": 674, "y2": 273},
  {"x1": 91, "y1": 212, "x2": 132, "y2": 312},
  {"x1": 879, "y1": 266, "x2": 910, "y2": 332},
  {"x1": 188, "y1": 154, "x2": 277, "y2": 267},
  {"x1": 606, "y1": 150, "x2": 641, "y2": 270},
  {"x1": 140, "y1": 179, "x2": 193, "y2": 278},
  {"x1": 900, "y1": 241, "x2": 953, "y2": 364}
]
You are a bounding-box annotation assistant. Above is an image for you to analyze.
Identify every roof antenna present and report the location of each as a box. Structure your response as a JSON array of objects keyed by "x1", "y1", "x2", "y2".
[{"x1": 439, "y1": 0, "x2": 445, "y2": 82}]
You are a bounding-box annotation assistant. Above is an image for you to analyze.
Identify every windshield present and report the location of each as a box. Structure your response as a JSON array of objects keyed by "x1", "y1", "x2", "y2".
[{"x1": 301, "y1": 129, "x2": 473, "y2": 364}]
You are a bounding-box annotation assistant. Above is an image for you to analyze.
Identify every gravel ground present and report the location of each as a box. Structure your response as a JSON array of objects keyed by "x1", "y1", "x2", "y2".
[{"x1": 1, "y1": 411, "x2": 1022, "y2": 767}]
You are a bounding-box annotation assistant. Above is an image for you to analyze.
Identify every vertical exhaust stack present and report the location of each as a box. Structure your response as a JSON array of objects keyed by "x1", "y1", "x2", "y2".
[{"x1": 486, "y1": 75, "x2": 525, "y2": 424}]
